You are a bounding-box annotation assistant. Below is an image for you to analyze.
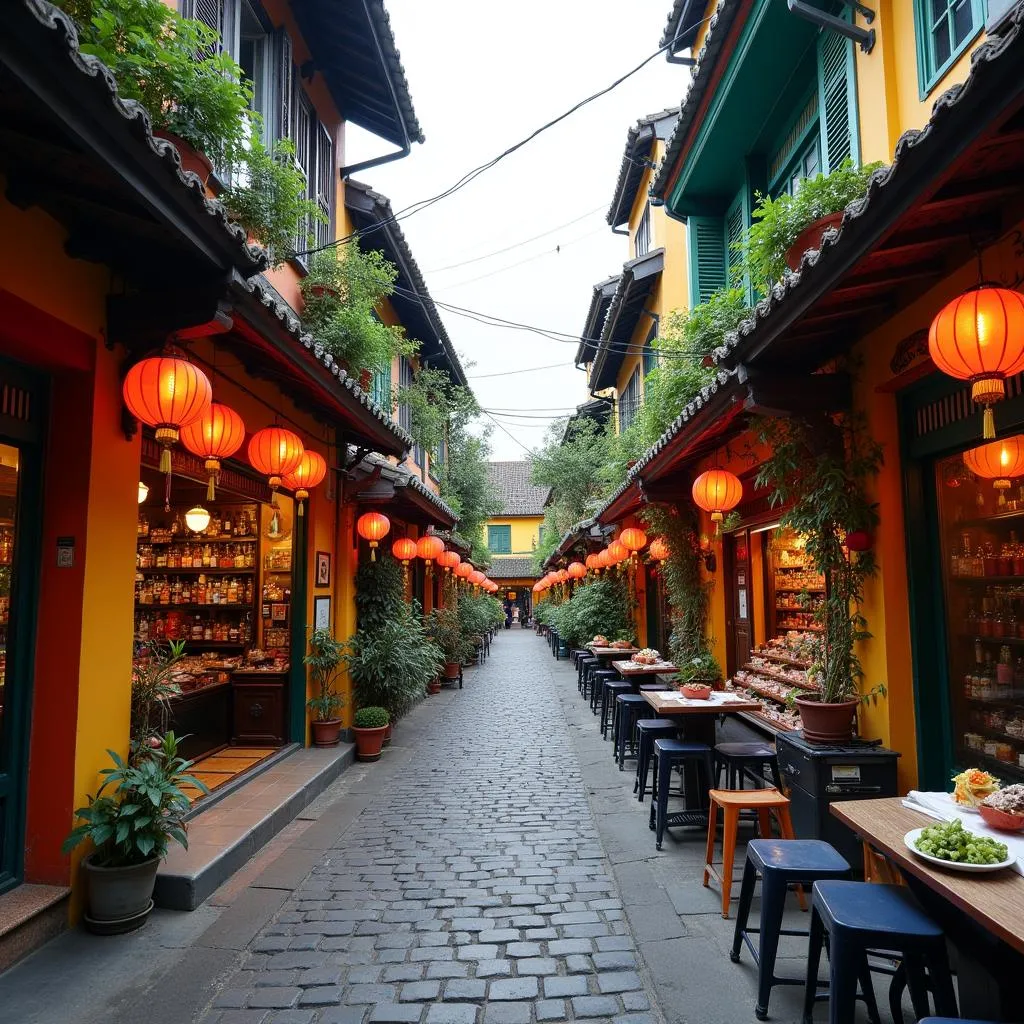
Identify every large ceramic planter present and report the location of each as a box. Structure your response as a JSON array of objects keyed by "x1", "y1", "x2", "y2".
[
  {"x1": 153, "y1": 130, "x2": 214, "y2": 187},
  {"x1": 383, "y1": 722, "x2": 393, "y2": 746},
  {"x1": 443, "y1": 661, "x2": 461, "y2": 681},
  {"x1": 795, "y1": 696, "x2": 859, "y2": 745},
  {"x1": 785, "y1": 212, "x2": 844, "y2": 273},
  {"x1": 311, "y1": 718, "x2": 343, "y2": 747},
  {"x1": 353, "y1": 725, "x2": 388, "y2": 762},
  {"x1": 82, "y1": 853, "x2": 159, "y2": 933},
  {"x1": 427, "y1": 678, "x2": 442, "y2": 695}
]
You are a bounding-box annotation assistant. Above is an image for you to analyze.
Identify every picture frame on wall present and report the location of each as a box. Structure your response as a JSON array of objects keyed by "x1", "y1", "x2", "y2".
[
  {"x1": 315, "y1": 550, "x2": 331, "y2": 588},
  {"x1": 314, "y1": 595, "x2": 331, "y2": 632}
]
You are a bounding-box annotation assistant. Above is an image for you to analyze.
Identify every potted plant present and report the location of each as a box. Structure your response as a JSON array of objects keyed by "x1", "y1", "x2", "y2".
[
  {"x1": 63, "y1": 732, "x2": 206, "y2": 933},
  {"x1": 352, "y1": 706, "x2": 390, "y2": 762},
  {"x1": 676, "y1": 650, "x2": 723, "y2": 697},
  {"x1": 304, "y1": 628, "x2": 346, "y2": 747},
  {"x1": 743, "y1": 159, "x2": 884, "y2": 289},
  {"x1": 130, "y1": 638, "x2": 185, "y2": 750},
  {"x1": 756, "y1": 412, "x2": 886, "y2": 743},
  {"x1": 427, "y1": 604, "x2": 471, "y2": 681}
]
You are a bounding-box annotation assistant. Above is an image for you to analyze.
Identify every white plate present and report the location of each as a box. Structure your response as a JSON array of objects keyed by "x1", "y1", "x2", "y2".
[
  {"x1": 944, "y1": 792, "x2": 980, "y2": 814},
  {"x1": 904, "y1": 828, "x2": 1015, "y2": 872}
]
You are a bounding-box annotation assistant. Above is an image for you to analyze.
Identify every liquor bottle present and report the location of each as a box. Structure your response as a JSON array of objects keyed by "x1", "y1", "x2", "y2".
[
  {"x1": 998, "y1": 645, "x2": 1014, "y2": 686},
  {"x1": 223, "y1": 509, "x2": 232, "y2": 535},
  {"x1": 192, "y1": 614, "x2": 203, "y2": 640}
]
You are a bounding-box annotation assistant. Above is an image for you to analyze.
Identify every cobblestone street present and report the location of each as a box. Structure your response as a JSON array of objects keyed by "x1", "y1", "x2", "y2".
[{"x1": 201, "y1": 629, "x2": 655, "y2": 1024}]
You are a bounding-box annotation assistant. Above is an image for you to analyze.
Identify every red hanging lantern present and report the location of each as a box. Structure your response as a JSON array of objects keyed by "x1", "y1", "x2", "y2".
[
  {"x1": 468, "y1": 569, "x2": 485, "y2": 587},
  {"x1": 585, "y1": 553, "x2": 600, "y2": 573},
  {"x1": 417, "y1": 535, "x2": 445, "y2": 571},
  {"x1": 248, "y1": 426, "x2": 304, "y2": 499},
  {"x1": 929, "y1": 285, "x2": 1024, "y2": 439},
  {"x1": 963, "y1": 435, "x2": 1024, "y2": 498},
  {"x1": 595, "y1": 549, "x2": 612, "y2": 571},
  {"x1": 437, "y1": 549, "x2": 461, "y2": 573},
  {"x1": 357, "y1": 511, "x2": 391, "y2": 560},
  {"x1": 844, "y1": 530, "x2": 873, "y2": 552},
  {"x1": 280, "y1": 450, "x2": 327, "y2": 518},
  {"x1": 122, "y1": 352, "x2": 212, "y2": 505},
  {"x1": 455, "y1": 561, "x2": 473, "y2": 580},
  {"x1": 567, "y1": 561, "x2": 587, "y2": 579},
  {"x1": 692, "y1": 468, "x2": 743, "y2": 523},
  {"x1": 649, "y1": 537, "x2": 670, "y2": 561},
  {"x1": 619, "y1": 528, "x2": 648, "y2": 558},
  {"x1": 607, "y1": 540, "x2": 628, "y2": 564},
  {"x1": 179, "y1": 402, "x2": 245, "y2": 501},
  {"x1": 392, "y1": 537, "x2": 418, "y2": 565}
]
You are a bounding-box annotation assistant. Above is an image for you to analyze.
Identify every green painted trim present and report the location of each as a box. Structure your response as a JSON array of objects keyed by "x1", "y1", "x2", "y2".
[
  {"x1": 288, "y1": 509, "x2": 309, "y2": 745},
  {"x1": 914, "y1": 0, "x2": 987, "y2": 100},
  {"x1": 767, "y1": 85, "x2": 819, "y2": 192}
]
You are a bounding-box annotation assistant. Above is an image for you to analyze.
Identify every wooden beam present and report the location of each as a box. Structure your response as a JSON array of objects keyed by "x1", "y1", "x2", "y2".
[
  {"x1": 108, "y1": 287, "x2": 234, "y2": 349},
  {"x1": 739, "y1": 367, "x2": 852, "y2": 416}
]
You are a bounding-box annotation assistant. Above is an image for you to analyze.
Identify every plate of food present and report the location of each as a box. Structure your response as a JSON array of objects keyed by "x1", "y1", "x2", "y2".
[
  {"x1": 904, "y1": 821, "x2": 1014, "y2": 872},
  {"x1": 979, "y1": 784, "x2": 1024, "y2": 831},
  {"x1": 950, "y1": 767, "x2": 1000, "y2": 812},
  {"x1": 632, "y1": 648, "x2": 661, "y2": 666}
]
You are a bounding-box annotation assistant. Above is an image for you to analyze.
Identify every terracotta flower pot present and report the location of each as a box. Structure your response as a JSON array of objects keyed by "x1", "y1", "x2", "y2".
[
  {"x1": 427, "y1": 679, "x2": 442, "y2": 695},
  {"x1": 383, "y1": 722, "x2": 393, "y2": 746},
  {"x1": 153, "y1": 130, "x2": 214, "y2": 187},
  {"x1": 679, "y1": 683, "x2": 713, "y2": 700},
  {"x1": 443, "y1": 661, "x2": 461, "y2": 681},
  {"x1": 309, "y1": 283, "x2": 340, "y2": 300},
  {"x1": 352, "y1": 725, "x2": 388, "y2": 762},
  {"x1": 784, "y1": 212, "x2": 844, "y2": 273},
  {"x1": 82, "y1": 854, "x2": 159, "y2": 931},
  {"x1": 795, "y1": 696, "x2": 859, "y2": 745},
  {"x1": 311, "y1": 718, "x2": 343, "y2": 747}
]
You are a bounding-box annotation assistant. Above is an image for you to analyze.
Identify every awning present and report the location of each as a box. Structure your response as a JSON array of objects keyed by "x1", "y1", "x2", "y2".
[{"x1": 348, "y1": 451, "x2": 457, "y2": 530}]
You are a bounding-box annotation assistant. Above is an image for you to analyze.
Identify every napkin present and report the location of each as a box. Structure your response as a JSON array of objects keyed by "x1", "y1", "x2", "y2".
[{"x1": 903, "y1": 791, "x2": 1024, "y2": 875}]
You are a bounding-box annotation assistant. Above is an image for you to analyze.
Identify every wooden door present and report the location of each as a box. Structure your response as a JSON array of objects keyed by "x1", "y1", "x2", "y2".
[{"x1": 726, "y1": 529, "x2": 752, "y2": 676}]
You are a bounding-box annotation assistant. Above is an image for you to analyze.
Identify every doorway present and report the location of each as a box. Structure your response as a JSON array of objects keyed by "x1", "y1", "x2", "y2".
[{"x1": 725, "y1": 528, "x2": 752, "y2": 677}]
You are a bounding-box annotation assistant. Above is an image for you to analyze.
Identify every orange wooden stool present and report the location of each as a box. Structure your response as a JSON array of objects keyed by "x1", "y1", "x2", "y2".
[{"x1": 703, "y1": 788, "x2": 804, "y2": 918}]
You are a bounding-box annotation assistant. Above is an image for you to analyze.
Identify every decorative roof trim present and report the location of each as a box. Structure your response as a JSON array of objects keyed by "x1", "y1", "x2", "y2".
[
  {"x1": 360, "y1": 451, "x2": 458, "y2": 524},
  {"x1": 365, "y1": 0, "x2": 424, "y2": 145},
  {"x1": 660, "y1": 0, "x2": 709, "y2": 52},
  {"x1": 575, "y1": 274, "x2": 621, "y2": 367},
  {"x1": 607, "y1": 109, "x2": 679, "y2": 229}
]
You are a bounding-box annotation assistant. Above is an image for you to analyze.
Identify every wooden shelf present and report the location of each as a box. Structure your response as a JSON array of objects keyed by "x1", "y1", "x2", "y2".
[
  {"x1": 752, "y1": 649, "x2": 811, "y2": 670},
  {"x1": 951, "y1": 575, "x2": 1024, "y2": 585},
  {"x1": 182, "y1": 640, "x2": 246, "y2": 649},
  {"x1": 777, "y1": 624, "x2": 823, "y2": 633},
  {"x1": 136, "y1": 603, "x2": 250, "y2": 612},
  {"x1": 738, "y1": 708, "x2": 797, "y2": 734},
  {"x1": 141, "y1": 536, "x2": 257, "y2": 545},
  {"x1": 960, "y1": 634, "x2": 1024, "y2": 646},
  {"x1": 776, "y1": 586, "x2": 826, "y2": 593},
  {"x1": 956, "y1": 746, "x2": 1024, "y2": 780},
  {"x1": 136, "y1": 567, "x2": 257, "y2": 575},
  {"x1": 742, "y1": 662, "x2": 819, "y2": 692},
  {"x1": 958, "y1": 509, "x2": 1024, "y2": 528}
]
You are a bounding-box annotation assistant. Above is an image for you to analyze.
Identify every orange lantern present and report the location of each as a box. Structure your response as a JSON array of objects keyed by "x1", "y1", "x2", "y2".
[
  {"x1": 437, "y1": 549, "x2": 461, "y2": 573},
  {"x1": 180, "y1": 402, "x2": 245, "y2": 501},
  {"x1": 248, "y1": 426, "x2": 304, "y2": 499},
  {"x1": 567, "y1": 561, "x2": 586, "y2": 579},
  {"x1": 585, "y1": 553, "x2": 600, "y2": 573},
  {"x1": 554, "y1": 569, "x2": 568, "y2": 584},
  {"x1": 607, "y1": 540, "x2": 628, "y2": 564},
  {"x1": 357, "y1": 511, "x2": 391, "y2": 560},
  {"x1": 392, "y1": 537, "x2": 418, "y2": 565},
  {"x1": 417, "y1": 535, "x2": 445, "y2": 570},
  {"x1": 532, "y1": 583, "x2": 541, "y2": 593},
  {"x1": 619, "y1": 527, "x2": 648, "y2": 558},
  {"x1": 929, "y1": 285, "x2": 1024, "y2": 438},
  {"x1": 280, "y1": 450, "x2": 327, "y2": 518},
  {"x1": 692, "y1": 468, "x2": 743, "y2": 523},
  {"x1": 595, "y1": 549, "x2": 612, "y2": 571},
  {"x1": 469, "y1": 569, "x2": 485, "y2": 587},
  {"x1": 963, "y1": 435, "x2": 1024, "y2": 497},
  {"x1": 122, "y1": 352, "x2": 212, "y2": 489},
  {"x1": 649, "y1": 537, "x2": 670, "y2": 561},
  {"x1": 455, "y1": 561, "x2": 473, "y2": 580}
]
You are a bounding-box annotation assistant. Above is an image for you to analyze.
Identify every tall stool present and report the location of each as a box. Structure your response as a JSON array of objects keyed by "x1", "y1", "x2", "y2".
[
  {"x1": 803, "y1": 881, "x2": 958, "y2": 1024},
  {"x1": 590, "y1": 667, "x2": 618, "y2": 714},
  {"x1": 649, "y1": 739, "x2": 714, "y2": 850},
  {"x1": 634, "y1": 719, "x2": 678, "y2": 800},
  {"x1": 703, "y1": 789, "x2": 797, "y2": 918},
  {"x1": 731, "y1": 839, "x2": 852, "y2": 1020},
  {"x1": 577, "y1": 654, "x2": 598, "y2": 695},
  {"x1": 715, "y1": 741, "x2": 783, "y2": 790},
  {"x1": 613, "y1": 692, "x2": 649, "y2": 768},
  {"x1": 601, "y1": 679, "x2": 632, "y2": 738}
]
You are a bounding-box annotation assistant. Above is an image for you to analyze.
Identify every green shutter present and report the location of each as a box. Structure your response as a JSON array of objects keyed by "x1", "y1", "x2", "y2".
[
  {"x1": 725, "y1": 193, "x2": 746, "y2": 289},
  {"x1": 687, "y1": 217, "x2": 727, "y2": 305},
  {"x1": 817, "y1": 26, "x2": 859, "y2": 172}
]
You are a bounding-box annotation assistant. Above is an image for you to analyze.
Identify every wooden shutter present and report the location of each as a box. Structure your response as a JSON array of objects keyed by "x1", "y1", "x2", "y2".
[
  {"x1": 817, "y1": 27, "x2": 859, "y2": 172},
  {"x1": 314, "y1": 124, "x2": 334, "y2": 249},
  {"x1": 274, "y1": 28, "x2": 294, "y2": 143},
  {"x1": 292, "y1": 91, "x2": 313, "y2": 253},
  {"x1": 725, "y1": 194, "x2": 746, "y2": 287},
  {"x1": 687, "y1": 217, "x2": 727, "y2": 305}
]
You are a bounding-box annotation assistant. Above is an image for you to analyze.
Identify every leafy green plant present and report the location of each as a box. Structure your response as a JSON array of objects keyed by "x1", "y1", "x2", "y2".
[
  {"x1": 553, "y1": 576, "x2": 634, "y2": 649},
  {"x1": 347, "y1": 603, "x2": 443, "y2": 719},
  {"x1": 130, "y1": 638, "x2": 185, "y2": 751},
  {"x1": 222, "y1": 135, "x2": 324, "y2": 264},
  {"x1": 394, "y1": 366, "x2": 479, "y2": 459},
  {"x1": 676, "y1": 649, "x2": 723, "y2": 684},
  {"x1": 440, "y1": 430, "x2": 501, "y2": 546},
  {"x1": 755, "y1": 411, "x2": 884, "y2": 704},
  {"x1": 299, "y1": 248, "x2": 414, "y2": 375},
  {"x1": 60, "y1": 0, "x2": 251, "y2": 168},
  {"x1": 62, "y1": 732, "x2": 206, "y2": 866},
  {"x1": 355, "y1": 554, "x2": 405, "y2": 633},
  {"x1": 743, "y1": 160, "x2": 884, "y2": 293},
  {"x1": 353, "y1": 706, "x2": 389, "y2": 729},
  {"x1": 426, "y1": 603, "x2": 474, "y2": 665},
  {"x1": 304, "y1": 627, "x2": 346, "y2": 722},
  {"x1": 533, "y1": 602, "x2": 555, "y2": 627}
]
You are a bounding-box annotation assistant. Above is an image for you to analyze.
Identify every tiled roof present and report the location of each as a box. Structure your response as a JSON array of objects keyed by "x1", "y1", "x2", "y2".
[
  {"x1": 543, "y1": 517, "x2": 599, "y2": 570},
  {"x1": 660, "y1": 0, "x2": 708, "y2": 52},
  {"x1": 607, "y1": 109, "x2": 679, "y2": 229},
  {"x1": 489, "y1": 557, "x2": 539, "y2": 580},
  {"x1": 575, "y1": 275, "x2": 621, "y2": 367},
  {"x1": 651, "y1": 0, "x2": 744, "y2": 199},
  {"x1": 359, "y1": 451, "x2": 458, "y2": 523},
  {"x1": 487, "y1": 462, "x2": 551, "y2": 516}
]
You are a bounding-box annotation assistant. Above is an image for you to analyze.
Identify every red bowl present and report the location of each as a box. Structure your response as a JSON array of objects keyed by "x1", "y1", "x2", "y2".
[
  {"x1": 679, "y1": 683, "x2": 712, "y2": 700},
  {"x1": 979, "y1": 803, "x2": 1024, "y2": 831}
]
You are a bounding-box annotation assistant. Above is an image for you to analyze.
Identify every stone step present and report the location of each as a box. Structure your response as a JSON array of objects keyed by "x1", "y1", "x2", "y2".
[
  {"x1": 155, "y1": 742, "x2": 354, "y2": 911},
  {"x1": 0, "y1": 884, "x2": 70, "y2": 974}
]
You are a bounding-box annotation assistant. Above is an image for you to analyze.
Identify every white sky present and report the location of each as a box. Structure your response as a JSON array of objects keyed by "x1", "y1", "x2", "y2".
[{"x1": 346, "y1": 1, "x2": 689, "y2": 460}]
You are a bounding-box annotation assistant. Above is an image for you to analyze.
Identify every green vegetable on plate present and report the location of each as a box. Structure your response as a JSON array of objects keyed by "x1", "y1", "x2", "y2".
[{"x1": 914, "y1": 819, "x2": 1009, "y2": 865}]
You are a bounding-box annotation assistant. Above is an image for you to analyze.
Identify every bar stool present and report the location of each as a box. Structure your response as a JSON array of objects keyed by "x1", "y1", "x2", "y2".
[
  {"x1": 649, "y1": 739, "x2": 714, "y2": 850},
  {"x1": 577, "y1": 654, "x2": 598, "y2": 695},
  {"x1": 601, "y1": 679, "x2": 631, "y2": 738},
  {"x1": 613, "y1": 692, "x2": 649, "y2": 768},
  {"x1": 731, "y1": 839, "x2": 852, "y2": 1020},
  {"x1": 634, "y1": 719, "x2": 678, "y2": 800},
  {"x1": 590, "y1": 667, "x2": 618, "y2": 714},
  {"x1": 919, "y1": 1019, "x2": 997, "y2": 1023},
  {"x1": 715, "y1": 741, "x2": 783, "y2": 790},
  {"x1": 703, "y1": 789, "x2": 797, "y2": 918},
  {"x1": 803, "y1": 881, "x2": 958, "y2": 1024}
]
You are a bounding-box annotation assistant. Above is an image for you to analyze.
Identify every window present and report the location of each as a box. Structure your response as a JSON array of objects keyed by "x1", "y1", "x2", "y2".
[
  {"x1": 725, "y1": 190, "x2": 747, "y2": 293},
  {"x1": 488, "y1": 525, "x2": 512, "y2": 554},
  {"x1": 398, "y1": 357, "x2": 413, "y2": 433},
  {"x1": 784, "y1": 138, "x2": 822, "y2": 196},
  {"x1": 642, "y1": 323, "x2": 658, "y2": 380},
  {"x1": 237, "y1": 2, "x2": 271, "y2": 134},
  {"x1": 618, "y1": 367, "x2": 641, "y2": 432},
  {"x1": 635, "y1": 203, "x2": 652, "y2": 258},
  {"x1": 687, "y1": 217, "x2": 727, "y2": 305},
  {"x1": 370, "y1": 363, "x2": 392, "y2": 411},
  {"x1": 915, "y1": 0, "x2": 986, "y2": 94}
]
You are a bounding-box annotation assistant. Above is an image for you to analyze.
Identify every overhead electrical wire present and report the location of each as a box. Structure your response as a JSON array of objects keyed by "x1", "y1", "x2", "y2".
[
  {"x1": 291, "y1": 15, "x2": 709, "y2": 260},
  {"x1": 467, "y1": 361, "x2": 574, "y2": 379},
  {"x1": 480, "y1": 408, "x2": 535, "y2": 454}
]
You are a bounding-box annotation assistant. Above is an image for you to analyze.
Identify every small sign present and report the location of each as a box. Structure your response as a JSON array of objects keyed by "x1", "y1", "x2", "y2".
[
  {"x1": 737, "y1": 573, "x2": 745, "y2": 586},
  {"x1": 56, "y1": 536, "x2": 75, "y2": 568},
  {"x1": 831, "y1": 765, "x2": 861, "y2": 782},
  {"x1": 738, "y1": 588, "x2": 747, "y2": 620}
]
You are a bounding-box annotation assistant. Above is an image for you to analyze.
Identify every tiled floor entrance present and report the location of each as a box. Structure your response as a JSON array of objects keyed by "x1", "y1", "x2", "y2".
[{"x1": 184, "y1": 747, "x2": 277, "y2": 804}]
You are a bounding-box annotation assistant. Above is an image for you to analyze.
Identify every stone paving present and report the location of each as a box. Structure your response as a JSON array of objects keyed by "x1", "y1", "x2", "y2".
[{"x1": 201, "y1": 629, "x2": 658, "y2": 1024}]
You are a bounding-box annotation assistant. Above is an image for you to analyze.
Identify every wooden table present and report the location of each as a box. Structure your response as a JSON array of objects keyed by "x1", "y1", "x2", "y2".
[
  {"x1": 832, "y1": 796, "x2": 1024, "y2": 1017},
  {"x1": 587, "y1": 645, "x2": 637, "y2": 659},
  {"x1": 612, "y1": 659, "x2": 677, "y2": 677},
  {"x1": 641, "y1": 690, "x2": 764, "y2": 825}
]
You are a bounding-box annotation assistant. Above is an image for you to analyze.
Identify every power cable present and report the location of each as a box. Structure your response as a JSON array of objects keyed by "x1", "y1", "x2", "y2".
[
  {"x1": 480, "y1": 409, "x2": 535, "y2": 454},
  {"x1": 467, "y1": 362, "x2": 576, "y2": 379}
]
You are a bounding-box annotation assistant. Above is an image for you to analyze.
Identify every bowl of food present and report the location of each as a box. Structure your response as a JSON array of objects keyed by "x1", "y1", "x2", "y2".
[
  {"x1": 980, "y1": 784, "x2": 1024, "y2": 831},
  {"x1": 633, "y1": 648, "x2": 660, "y2": 666},
  {"x1": 611, "y1": 640, "x2": 632, "y2": 649},
  {"x1": 679, "y1": 683, "x2": 712, "y2": 700},
  {"x1": 592, "y1": 635, "x2": 609, "y2": 646},
  {"x1": 951, "y1": 767, "x2": 1000, "y2": 809}
]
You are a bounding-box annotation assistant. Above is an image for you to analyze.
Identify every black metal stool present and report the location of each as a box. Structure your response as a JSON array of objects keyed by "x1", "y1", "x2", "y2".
[
  {"x1": 715, "y1": 741, "x2": 783, "y2": 790},
  {"x1": 590, "y1": 667, "x2": 617, "y2": 714},
  {"x1": 600, "y1": 679, "x2": 631, "y2": 738},
  {"x1": 613, "y1": 693, "x2": 650, "y2": 769},
  {"x1": 635, "y1": 719, "x2": 678, "y2": 800}
]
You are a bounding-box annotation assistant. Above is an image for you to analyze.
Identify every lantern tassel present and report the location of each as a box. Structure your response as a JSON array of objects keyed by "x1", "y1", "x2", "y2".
[
  {"x1": 370, "y1": 547, "x2": 376, "y2": 561},
  {"x1": 297, "y1": 501, "x2": 304, "y2": 517},
  {"x1": 207, "y1": 476, "x2": 216, "y2": 501},
  {"x1": 983, "y1": 406, "x2": 996, "y2": 439},
  {"x1": 159, "y1": 447, "x2": 171, "y2": 475}
]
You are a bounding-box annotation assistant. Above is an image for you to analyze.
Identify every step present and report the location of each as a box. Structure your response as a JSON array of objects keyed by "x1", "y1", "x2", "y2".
[
  {"x1": 155, "y1": 742, "x2": 354, "y2": 911},
  {"x1": 0, "y1": 884, "x2": 70, "y2": 973}
]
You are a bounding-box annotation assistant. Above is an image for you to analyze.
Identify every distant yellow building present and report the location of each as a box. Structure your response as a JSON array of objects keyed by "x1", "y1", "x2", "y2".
[{"x1": 485, "y1": 462, "x2": 550, "y2": 620}]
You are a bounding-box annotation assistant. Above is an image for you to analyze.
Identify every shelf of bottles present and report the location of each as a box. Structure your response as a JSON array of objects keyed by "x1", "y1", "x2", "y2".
[
  {"x1": 135, "y1": 505, "x2": 258, "y2": 650},
  {"x1": 0, "y1": 522, "x2": 12, "y2": 717},
  {"x1": 937, "y1": 454, "x2": 1024, "y2": 780},
  {"x1": 769, "y1": 529, "x2": 825, "y2": 634}
]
